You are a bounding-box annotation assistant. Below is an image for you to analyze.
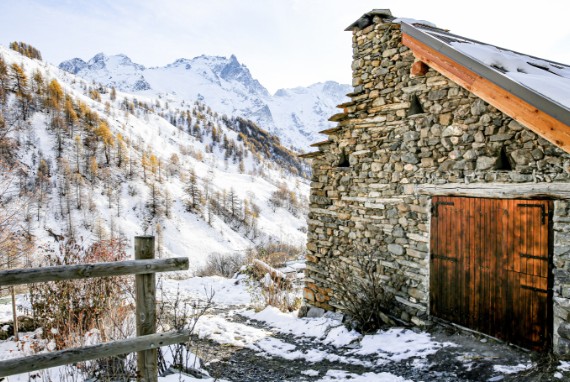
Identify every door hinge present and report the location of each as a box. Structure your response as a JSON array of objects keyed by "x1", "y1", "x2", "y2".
[{"x1": 432, "y1": 201, "x2": 454, "y2": 218}]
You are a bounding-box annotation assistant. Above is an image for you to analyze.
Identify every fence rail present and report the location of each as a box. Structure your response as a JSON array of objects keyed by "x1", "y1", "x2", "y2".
[
  {"x1": 0, "y1": 258, "x2": 188, "y2": 287},
  {"x1": 0, "y1": 236, "x2": 188, "y2": 382},
  {"x1": 0, "y1": 330, "x2": 191, "y2": 378}
]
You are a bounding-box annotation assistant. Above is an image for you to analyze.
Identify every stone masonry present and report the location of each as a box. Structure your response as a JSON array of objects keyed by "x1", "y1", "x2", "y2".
[{"x1": 304, "y1": 15, "x2": 570, "y2": 355}]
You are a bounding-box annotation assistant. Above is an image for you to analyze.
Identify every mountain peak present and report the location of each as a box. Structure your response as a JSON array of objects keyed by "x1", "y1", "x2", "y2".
[{"x1": 58, "y1": 57, "x2": 88, "y2": 74}]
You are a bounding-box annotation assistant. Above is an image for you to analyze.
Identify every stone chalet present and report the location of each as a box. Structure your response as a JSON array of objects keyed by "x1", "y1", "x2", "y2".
[{"x1": 301, "y1": 9, "x2": 570, "y2": 354}]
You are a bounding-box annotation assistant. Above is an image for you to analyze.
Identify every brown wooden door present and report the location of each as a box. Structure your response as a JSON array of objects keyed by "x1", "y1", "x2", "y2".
[{"x1": 430, "y1": 196, "x2": 551, "y2": 351}]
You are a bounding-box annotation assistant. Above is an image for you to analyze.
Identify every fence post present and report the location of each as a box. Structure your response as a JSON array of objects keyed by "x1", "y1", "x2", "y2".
[{"x1": 135, "y1": 236, "x2": 157, "y2": 382}]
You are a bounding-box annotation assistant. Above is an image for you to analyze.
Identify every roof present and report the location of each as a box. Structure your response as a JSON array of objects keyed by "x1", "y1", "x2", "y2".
[
  {"x1": 401, "y1": 22, "x2": 570, "y2": 151},
  {"x1": 401, "y1": 23, "x2": 570, "y2": 127},
  {"x1": 346, "y1": 10, "x2": 570, "y2": 152}
]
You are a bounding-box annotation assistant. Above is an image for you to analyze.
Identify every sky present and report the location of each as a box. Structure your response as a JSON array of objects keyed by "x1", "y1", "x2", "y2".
[{"x1": 1, "y1": 0, "x2": 570, "y2": 94}]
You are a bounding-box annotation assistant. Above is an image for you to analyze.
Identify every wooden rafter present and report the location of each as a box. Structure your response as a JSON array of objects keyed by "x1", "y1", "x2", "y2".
[{"x1": 402, "y1": 33, "x2": 570, "y2": 153}]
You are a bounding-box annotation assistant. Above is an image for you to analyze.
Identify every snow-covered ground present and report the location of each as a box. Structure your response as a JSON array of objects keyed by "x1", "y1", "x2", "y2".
[{"x1": 2, "y1": 275, "x2": 568, "y2": 382}]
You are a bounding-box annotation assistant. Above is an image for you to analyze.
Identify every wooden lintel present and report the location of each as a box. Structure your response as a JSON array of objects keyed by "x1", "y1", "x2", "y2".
[
  {"x1": 405, "y1": 182, "x2": 570, "y2": 199},
  {"x1": 402, "y1": 33, "x2": 570, "y2": 153}
]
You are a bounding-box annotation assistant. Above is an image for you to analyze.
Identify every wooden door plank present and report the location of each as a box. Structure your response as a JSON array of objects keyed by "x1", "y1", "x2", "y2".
[
  {"x1": 429, "y1": 196, "x2": 550, "y2": 351},
  {"x1": 469, "y1": 197, "x2": 478, "y2": 329}
]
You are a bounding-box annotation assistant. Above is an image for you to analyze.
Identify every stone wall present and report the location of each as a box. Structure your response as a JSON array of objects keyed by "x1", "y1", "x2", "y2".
[{"x1": 304, "y1": 17, "x2": 570, "y2": 354}]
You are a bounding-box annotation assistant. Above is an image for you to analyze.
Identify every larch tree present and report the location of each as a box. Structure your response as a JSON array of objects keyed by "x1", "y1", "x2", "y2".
[
  {"x1": 0, "y1": 161, "x2": 34, "y2": 341},
  {"x1": 95, "y1": 120, "x2": 114, "y2": 164},
  {"x1": 0, "y1": 56, "x2": 8, "y2": 100},
  {"x1": 9, "y1": 63, "x2": 30, "y2": 119},
  {"x1": 115, "y1": 133, "x2": 127, "y2": 168},
  {"x1": 185, "y1": 167, "x2": 201, "y2": 213},
  {"x1": 64, "y1": 96, "x2": 78, "y2": 136},
  {"x1": 47, "y1": 79, "x2": 64, "y2": 111}
]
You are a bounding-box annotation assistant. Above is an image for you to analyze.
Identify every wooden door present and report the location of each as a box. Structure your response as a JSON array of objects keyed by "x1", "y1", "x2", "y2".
[{"x1": 430, "y1": 196, "x2": 551, "y2": 351}]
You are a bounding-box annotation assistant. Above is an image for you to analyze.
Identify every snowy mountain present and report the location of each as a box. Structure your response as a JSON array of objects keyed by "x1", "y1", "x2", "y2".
[
  {"x1": 59, "y1": 53, "x2": 350, "y2": 152},
  {"x1": 0, "y1": 44, "x2": 309, "y2": 273}
]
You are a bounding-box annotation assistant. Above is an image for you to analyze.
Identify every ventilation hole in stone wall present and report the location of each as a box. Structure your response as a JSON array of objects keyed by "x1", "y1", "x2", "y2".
[
  {"x1": 496, "y1": 146, "x2": 513, "y2": 171},
  {"x1": 407, "y1": 94, "x2": 424, "y2": 116},
  {"x1": 338, "y1": 151, "x2": 350, "y2": 168}
]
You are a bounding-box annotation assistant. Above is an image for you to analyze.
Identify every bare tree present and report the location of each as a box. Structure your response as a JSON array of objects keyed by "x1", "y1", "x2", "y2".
[{"x1": 0, "y1": 161, "x2": 34, "y2": 341}]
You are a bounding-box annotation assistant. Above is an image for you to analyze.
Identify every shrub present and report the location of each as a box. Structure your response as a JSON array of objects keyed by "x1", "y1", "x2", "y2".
[
  {"x1": 244, "y1": 243, "x2": 305, "y2": 312},
  {"x1": 29, "y1": 238, "x2": 133, "y2": 350},
  {"x1": 196, "y1": 252, "x2": 245, "y2": 278},
  {"x1": 329, "y1": 248, "x2": 404, "y2": 333}
]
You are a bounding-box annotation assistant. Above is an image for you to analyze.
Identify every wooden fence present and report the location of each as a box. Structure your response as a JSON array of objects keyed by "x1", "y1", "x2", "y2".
[{"x1": 0, "y1": 236, "x2": 189, "y2": 382}]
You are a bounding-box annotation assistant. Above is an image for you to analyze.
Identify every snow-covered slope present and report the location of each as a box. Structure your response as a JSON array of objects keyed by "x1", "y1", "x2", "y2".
[
  {"x1": 0, "y1": 45, "x2": 309, "y2": 272},
  {"x1": 59, "y1": 53, "x2": 350, "y2": 151}
]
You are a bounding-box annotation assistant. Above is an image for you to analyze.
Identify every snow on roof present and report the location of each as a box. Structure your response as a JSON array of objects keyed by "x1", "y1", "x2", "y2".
[
  {"x1": 449, "y1": 42, "x2": 570, "y2": 109},
  {"x1": 392, "y1": 18, "x2": 437, "y2": 28},
  {"x1": 412, "y1": 25, "x2": 570, "y2": 111}
]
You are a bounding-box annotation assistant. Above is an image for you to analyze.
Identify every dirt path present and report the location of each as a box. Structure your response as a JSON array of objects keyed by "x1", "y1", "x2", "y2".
[{"x1": 186, "y1": 309, "x2": 569, "y2": 382}]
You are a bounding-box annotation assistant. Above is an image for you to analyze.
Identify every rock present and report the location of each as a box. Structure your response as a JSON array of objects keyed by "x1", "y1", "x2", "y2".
[
  {"x1": 463, "y1": 150, "x2": 477, "y2": 161},
  {"x1": 510, "y1": 149, "x2": 534, "y2": 165},
  {"x1": 470, "y1": 99, "x2": 487, "y2": 116},
  {"x1": 474, "y1": 131, "x2": 485, "y2": 143},
  {"x1": 403, "y1": 131, "x2": 420, "y2": 142},
  {"x1": 490, "y1": 133, "x2": 514, "y2": 142},
  {"x1": 306, "y1": 306, "x2": 325, "y2": 318},
  {"x1": 476, "y1": 156, "x2": 497, "y2": 170},
  {"x1": 427, "y1": 89, "x2": 447, "y2": 101},
  {"x1": 388, "y1": 243, "x2": 405, "y2": 255},
  {"x1": 558, "y1": 321, "x2": 570, "y2": 340},
  {"x1": 401, "y1": 153, "x2": 419, "y2": 164},
  {"x1": 531, "y1": 148, "x2": 545, "y2": 160},
  {"x1": 382, "y1": 48, "x2": 398, "y2": 58},
  {"x1": 441, "y1": 125, "x2": 463, "y2": 137},
  {"x1": 439, "y1": 113, "x2": 452, "y2": 125},
  {"x1": 508, "y1": 120, "x2": 524, "y2": 131}
]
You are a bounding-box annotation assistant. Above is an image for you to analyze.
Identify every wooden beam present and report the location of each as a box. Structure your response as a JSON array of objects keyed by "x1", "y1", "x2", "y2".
[
  {"x1": 405, "y1": 182, "x2": 570, "y2": 199},
  {"x1": 0, "y1": 330, "x2": 191, "y2": 378},
  {"x1": 402, "y1": 34, "x2": 570, "y2": 153},
  {"x1": 411, "y1": 60, "x2": 429, "y2": 76},
  {"x1": 135, "y1": 236, "x2": 157, "y2": 382},
  {"x1": 0, "y1": 258, "x2": 189, "y2": 287}
]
